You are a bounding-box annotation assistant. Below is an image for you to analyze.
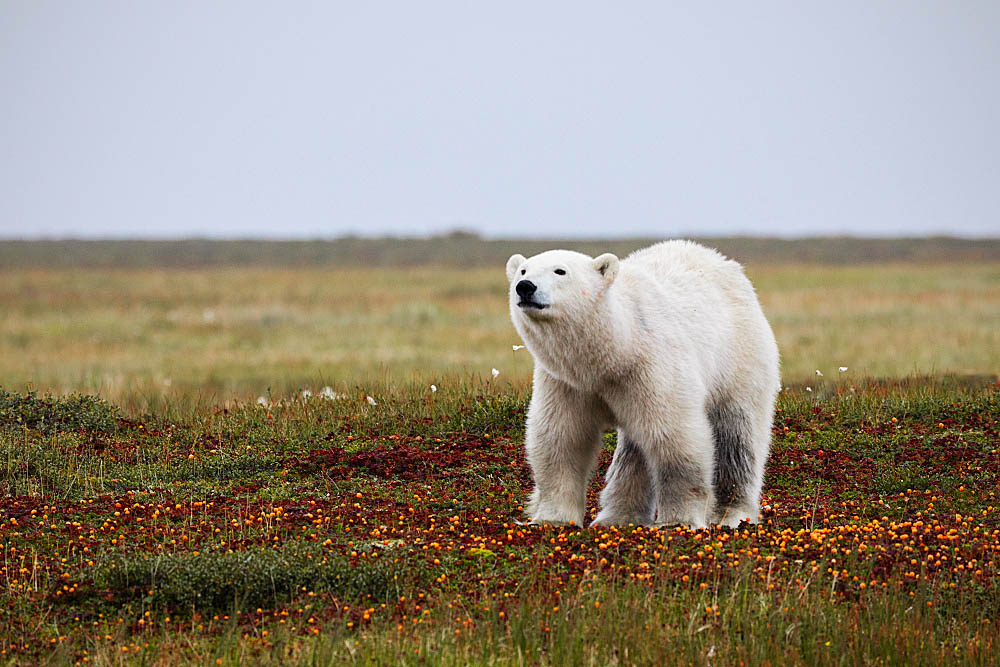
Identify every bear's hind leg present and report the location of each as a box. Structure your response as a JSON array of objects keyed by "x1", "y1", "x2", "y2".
[
  {"x1": 642, "y1": 413, "x2": 717, "y2": 529},
  {"x1": 592, "y1": 432, "x2": 655, "y2": 527},
  {"x1": 709, "y1": 401, "x2": 765, "y2": 528}
]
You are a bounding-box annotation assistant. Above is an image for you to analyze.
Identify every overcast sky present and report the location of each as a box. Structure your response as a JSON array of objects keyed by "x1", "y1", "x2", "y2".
[{"x1": 1, "y1": 2, "x2": 998, "y2": 239}]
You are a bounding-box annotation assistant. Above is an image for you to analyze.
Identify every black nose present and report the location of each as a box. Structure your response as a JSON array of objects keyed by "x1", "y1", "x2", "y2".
[{"x1": 516, "y1": 280, "x2": 537, "y2": 299}]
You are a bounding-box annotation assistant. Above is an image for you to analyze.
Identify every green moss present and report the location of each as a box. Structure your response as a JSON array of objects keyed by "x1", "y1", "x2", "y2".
[
  {"x1": 0, "y1": 388, "x2": 121, "y2": 435},
  {"x1": 95, "y1": 546, "x2": 418, "y2": 614}
]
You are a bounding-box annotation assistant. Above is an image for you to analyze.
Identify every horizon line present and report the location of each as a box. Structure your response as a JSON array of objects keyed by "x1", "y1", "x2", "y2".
[{"x1": 2, "y1": 232, "x2": 998, "y2": 243}]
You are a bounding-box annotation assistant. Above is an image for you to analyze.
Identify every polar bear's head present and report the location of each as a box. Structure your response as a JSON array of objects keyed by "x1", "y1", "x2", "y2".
[{"x1": 505, "y1": 249, "x2": 620, "y2": 321}]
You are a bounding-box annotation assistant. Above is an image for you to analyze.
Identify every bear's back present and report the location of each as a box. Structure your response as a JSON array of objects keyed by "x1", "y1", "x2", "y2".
[
  {"x1": 620, "y1": 240, "x2": 777, "y2": 397},
  {"x1": 624, "y1": 240, "x2": 748, "y2": 293}
]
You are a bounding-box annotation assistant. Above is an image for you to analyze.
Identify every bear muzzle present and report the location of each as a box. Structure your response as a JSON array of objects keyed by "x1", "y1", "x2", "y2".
[{"x1": 515, "y1": 280, "x2": 548, "y2": 310}]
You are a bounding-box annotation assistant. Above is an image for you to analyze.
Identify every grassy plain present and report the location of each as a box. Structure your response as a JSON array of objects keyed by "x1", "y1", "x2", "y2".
[
  {"x1": 1, "y1": 262, "x2": 997, "y2": 411},
  {"x1": 1, "y1": 239, "x2": 999, "y2": 664},
  {"x1": 0, "y1": 379, "x2": 998, "y2": 664}
]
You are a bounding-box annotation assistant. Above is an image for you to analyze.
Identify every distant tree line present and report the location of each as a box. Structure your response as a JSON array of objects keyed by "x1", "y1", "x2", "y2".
[{"x1": 1, "y1": 235, "x2": 997, "y2": 268}]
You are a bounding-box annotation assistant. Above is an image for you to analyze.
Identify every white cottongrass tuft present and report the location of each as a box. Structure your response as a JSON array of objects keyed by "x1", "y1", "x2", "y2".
[
  {"x1": 839, "y1": 366, "x2": 848, "y2": 372},
  {"x1": 366, "y1": 395, "x2": 377, "y2": 406},
  {"x1": 430, "y1": 384, "x2": 437, "y2": 393},
  {"x1": 806, "y1": 386, "x2": 813, "y2": 392},
  {"x1": 815, "y1": 370, "x2": 823, "y2": 377},
  {"x1": 491, "y1": 368, "x2": 500, "y2": 378},
  {"x1": 512, "y1": 345, "x2": 525, "y2": 351},
  {"x1": 256, "y1": 396, "x2": 269, "y2": 407},
  {"x1": 300, "y1": 389, "x2": 312, "y2": 400},
  {"x1": 320, "y1": 386, "x2": 346, "y2": 401}
]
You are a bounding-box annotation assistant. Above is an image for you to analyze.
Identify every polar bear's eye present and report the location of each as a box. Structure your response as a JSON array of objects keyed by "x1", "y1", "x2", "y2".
[
  {"x1": 554, "y1": 269, "x2": 566, "y2": 275},
  {"x1": 520, "y1": 268, "x2": 526, "y2": 275}
]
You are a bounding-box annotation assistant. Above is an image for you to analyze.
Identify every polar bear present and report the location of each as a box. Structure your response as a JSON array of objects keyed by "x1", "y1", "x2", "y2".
[{"x1": 506, "y1": 240, "x2": 780, "y2": 529}]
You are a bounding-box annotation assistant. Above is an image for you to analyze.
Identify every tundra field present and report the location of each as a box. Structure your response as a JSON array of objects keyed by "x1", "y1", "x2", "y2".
[{"x1": 1, "y1": 239, "x2": 999, "y2": 665}]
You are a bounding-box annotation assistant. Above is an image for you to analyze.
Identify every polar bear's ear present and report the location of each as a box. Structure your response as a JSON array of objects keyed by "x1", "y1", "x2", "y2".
[
  {"x1": 506, "y1": 254, "x2": 527, "y2": 281},
  {"x1": 593, "y1": 253, "x2": 619, "y2": 282}
]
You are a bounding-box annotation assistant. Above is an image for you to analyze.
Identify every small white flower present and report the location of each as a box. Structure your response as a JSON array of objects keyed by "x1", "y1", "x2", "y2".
[
  {"x1": 366, "y1": 395, "x2": 377, "y2": 406},
  {"x1": 320, "y1": 386, "x2": 343, "y2": 400},
  {"x1": 806, "y1": 386, "x2": 812, "y2": 392},
  {"x1": 512, "y1": 345, "x2": 525, "y2": 351},
  {"x1": 430, "y1": 384, "x2": 437, "y2": 393},
  {"x1": 256, "y1": 396, "x2": 269, "y2": 406},
  {"x1": 815, "y1": 370, "x2": 823, "y2": 377},
  {"x1": 491, "y1": 368, "x2": 500, "y2": 378},
  {"x1": 300, "y1": 389, "x2": 312, "y2": 400},
  {"x1": 839, "y1": 366, "x2": 848, "y2": 372}
]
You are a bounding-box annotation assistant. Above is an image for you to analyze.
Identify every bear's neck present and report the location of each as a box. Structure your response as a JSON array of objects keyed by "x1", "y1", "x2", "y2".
[{"x1": 524, "y1": 288, "x2": 637, "y2": 391}]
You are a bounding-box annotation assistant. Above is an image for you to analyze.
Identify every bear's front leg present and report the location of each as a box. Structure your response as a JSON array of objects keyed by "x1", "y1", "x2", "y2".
[{"x1": 523, "y1": 370, "x2": 607, "y2": 527}]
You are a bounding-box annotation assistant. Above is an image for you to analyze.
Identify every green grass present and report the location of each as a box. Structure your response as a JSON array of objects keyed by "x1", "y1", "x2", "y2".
[
  {"x1": 1, "y1": 240, "x2": 998, "y2": 663},
  {"x1": 0, "y1": 379, "x2": 998, "y2": 664}
]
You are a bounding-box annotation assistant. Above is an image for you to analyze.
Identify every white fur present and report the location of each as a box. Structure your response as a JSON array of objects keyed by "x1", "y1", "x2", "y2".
[{"x1": 506, "y1": 240, "x2": 780, "y2": 529}]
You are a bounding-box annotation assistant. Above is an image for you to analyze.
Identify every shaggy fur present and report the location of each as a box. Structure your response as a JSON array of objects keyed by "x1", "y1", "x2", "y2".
[{"x1": 506, "y1": 240, "x2": 780, "y2": 529}]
